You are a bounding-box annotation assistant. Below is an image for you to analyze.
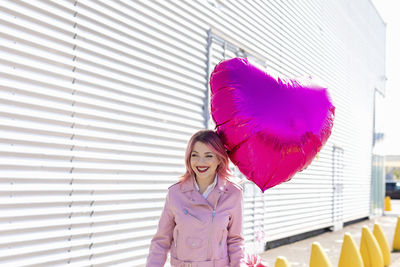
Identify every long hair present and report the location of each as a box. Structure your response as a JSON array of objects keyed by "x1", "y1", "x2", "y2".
[{"x1": 179, "y1": 129, "x2": 233, "y2": 183}]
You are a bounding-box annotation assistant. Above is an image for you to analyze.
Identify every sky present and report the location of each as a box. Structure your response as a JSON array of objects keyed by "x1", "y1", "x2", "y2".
[{"x1": 371, "y1": 0, "x2": 400, "y2": 155}]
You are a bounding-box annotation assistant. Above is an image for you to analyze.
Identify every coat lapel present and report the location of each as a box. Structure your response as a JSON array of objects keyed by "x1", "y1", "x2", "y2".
[
  {"x1": 180, "y1": 174, "x2": 229, "y2": 209},
  {"x1": 180, "y1": 176, "x2": 209, "y2": 207},
  {"x1": 206, "y1": 175, "x2": 228, "y2": 209}
]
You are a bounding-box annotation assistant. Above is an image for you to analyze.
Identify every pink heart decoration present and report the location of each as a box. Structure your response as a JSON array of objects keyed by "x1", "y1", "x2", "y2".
[{"x1": 210, "y1": 57, "x2": 335, "y2": 192}]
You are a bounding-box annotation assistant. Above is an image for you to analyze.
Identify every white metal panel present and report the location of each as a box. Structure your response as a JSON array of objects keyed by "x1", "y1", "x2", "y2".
[
  {"x1": 66, "y1": 1, "x2": 207, "y2": 266},
  {"x1": 0, "y1": 0, "x2": 205, "y2": 266},
  {"x1": 204, "y1": 4, "x2": 334, "y2": 251},
  {"x1": 260, "y1": 0, "x2": 336, "y2": 243},
  {"x1": 0, "y1": 1, "x2": 78, "y2": 266},
  {"x1": 0, "y1": 0, "x2": 385, "y2": 266},
  {"x1": 202, "y1": 0, "x2": 384, "y2": 251}
]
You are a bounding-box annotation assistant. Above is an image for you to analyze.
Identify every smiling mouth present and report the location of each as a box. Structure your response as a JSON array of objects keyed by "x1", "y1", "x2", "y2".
[{"x1": 196, "y1": 167, "x2": 209, "y2": 173}]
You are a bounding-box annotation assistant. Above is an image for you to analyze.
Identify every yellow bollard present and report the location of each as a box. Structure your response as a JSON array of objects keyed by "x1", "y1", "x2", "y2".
[
  {"x1": 275, "y1": 256, "x2": 291, "y2": 267},
  {"x1": 309, "y1": 242, "x2": 333, "y2": 267},
  {"x1": 360, "y1": 225, "x2": 384, "y2": 267},
  {"x1": 338, "y1": 232, "x2": 364, "y2": 267},
  {"x1": 385, "y1": 196, "x2": 392, "y2": 211},
  {"x1": 373, "y1": 223, "x2": 391, "y2": 266},
  {"x1": 394, "y1": 216, "x2": 400, "y2": 251}
]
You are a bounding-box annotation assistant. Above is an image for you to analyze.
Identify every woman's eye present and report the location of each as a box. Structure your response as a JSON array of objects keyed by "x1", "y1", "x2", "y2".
[
  {"x1": 191, "y1": 154, "x2": 197, "y2": 157},
  {"x1": 206, "y1": 155, "x2": 213, "y2": 158}
]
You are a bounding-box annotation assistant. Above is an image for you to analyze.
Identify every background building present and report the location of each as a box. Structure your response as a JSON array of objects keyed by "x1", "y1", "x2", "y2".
[
  {"x1": 385, "y1": 155, "x2": 400, "y2": 198},
  {"x1": 0, "y1": 0, "x2": 385, "y2": 266},
  {"x1": 385, "y1": 155, "x2": 400, "y2": 182}
]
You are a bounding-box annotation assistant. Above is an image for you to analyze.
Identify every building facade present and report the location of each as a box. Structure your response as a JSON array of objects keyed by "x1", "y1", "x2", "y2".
[{"x1": 0, "y1": 0, "x2": 385, "y2": 266}]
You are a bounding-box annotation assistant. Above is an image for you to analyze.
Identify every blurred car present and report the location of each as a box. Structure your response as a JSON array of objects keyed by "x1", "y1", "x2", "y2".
[{"x1": 386, "y1": 181, "x2": 400, "y2": 199}]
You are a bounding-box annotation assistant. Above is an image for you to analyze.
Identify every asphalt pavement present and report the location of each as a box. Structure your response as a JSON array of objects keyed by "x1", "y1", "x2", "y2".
[{"x1": 259, "y1": 200, "x2": 400, "y2": 267}]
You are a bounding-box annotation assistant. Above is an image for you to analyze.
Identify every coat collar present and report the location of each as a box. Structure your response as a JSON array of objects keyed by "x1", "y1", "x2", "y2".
[
  {"x1": 180, "y1": 174, "x2": 229, "y2": 209},
  {"x1": 180, "y1": 174, "x2": 228, "y2": 194}
]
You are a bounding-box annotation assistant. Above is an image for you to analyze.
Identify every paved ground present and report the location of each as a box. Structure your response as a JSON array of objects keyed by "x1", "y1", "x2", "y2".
[{"x1": 259, "y1": 200, "x2": 400, "y2": 267}]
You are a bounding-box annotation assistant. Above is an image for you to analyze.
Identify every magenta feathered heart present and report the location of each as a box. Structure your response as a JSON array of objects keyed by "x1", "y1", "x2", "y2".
[{"x1": 209, "y1": 57, "x2": 335, "y2": 192}]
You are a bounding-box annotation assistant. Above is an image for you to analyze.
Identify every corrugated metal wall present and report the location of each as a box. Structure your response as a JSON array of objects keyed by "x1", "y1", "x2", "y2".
[{"x1": 0, "y1": 0, "x2": 385, "y2": 266}]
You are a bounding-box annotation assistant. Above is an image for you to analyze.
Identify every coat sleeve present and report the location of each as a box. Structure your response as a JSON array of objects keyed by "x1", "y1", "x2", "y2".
[
  {"x1": 146, "y1": 189, "x2": 175, "y2": 267},
  {"x1": 227, "y1": 189, "x2": 247, "y2": 267}
]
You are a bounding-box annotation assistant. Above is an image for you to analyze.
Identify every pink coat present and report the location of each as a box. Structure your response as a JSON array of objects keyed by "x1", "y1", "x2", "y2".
[{"x1": 146, "y1": 175, "x2": 246, "y2": 267}]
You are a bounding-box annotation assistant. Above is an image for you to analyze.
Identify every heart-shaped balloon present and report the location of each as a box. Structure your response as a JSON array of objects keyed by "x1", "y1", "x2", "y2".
[{"x1": 210, "y1": 57, "x2": 335, "y2": 192}]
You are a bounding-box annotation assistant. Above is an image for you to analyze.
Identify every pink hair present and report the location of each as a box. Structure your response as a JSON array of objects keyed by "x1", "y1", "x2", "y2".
[{"x1": 179, "y1": 129, "x2": 233, "y2": 183}]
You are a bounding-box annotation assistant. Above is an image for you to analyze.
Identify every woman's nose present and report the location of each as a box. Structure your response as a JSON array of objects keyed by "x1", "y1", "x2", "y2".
[{"x1": 198, "y1": 157, "x2": 207, "y2": 163}]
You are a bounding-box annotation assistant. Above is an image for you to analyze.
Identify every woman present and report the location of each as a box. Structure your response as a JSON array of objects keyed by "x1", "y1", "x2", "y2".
[{"x1": 146, "y1": 129, "x2": 246, "y2": 267}]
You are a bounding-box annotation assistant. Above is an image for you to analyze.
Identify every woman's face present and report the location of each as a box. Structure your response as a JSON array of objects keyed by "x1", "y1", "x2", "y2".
[{"x1": 190, "y1": 141, "x2": 221, "y2": 181}]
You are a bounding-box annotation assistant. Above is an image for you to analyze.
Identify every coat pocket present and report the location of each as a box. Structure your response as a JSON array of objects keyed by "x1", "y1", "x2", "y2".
[
  {"x1": 219, "y1": 229, "x2": 227, "y2": 246},
  {"x1": 218, "y1": 229, "x2": 227, "y2": 258},
  {"x1": 171, "y1": 227, "x2": 179, "y2": 258},
  {"x1": 173, "y1": 228, "x2": 178, "y2": 248}
]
